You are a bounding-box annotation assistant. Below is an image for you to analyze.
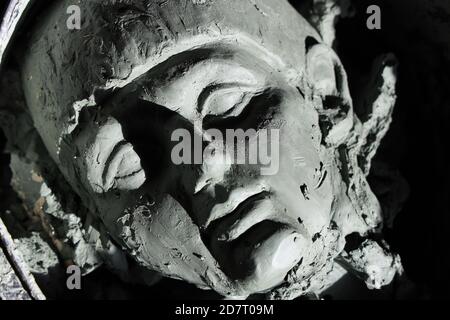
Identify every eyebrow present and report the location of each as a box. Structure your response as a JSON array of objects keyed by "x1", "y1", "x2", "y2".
[{"x1": 101, "y1": 34, "x2": 288, "y2": 93}]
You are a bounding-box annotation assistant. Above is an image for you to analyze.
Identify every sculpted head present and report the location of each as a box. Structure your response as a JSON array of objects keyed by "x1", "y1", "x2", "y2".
[{"x1": 15, "y1": 0, "x2": 387, "y2": 297}]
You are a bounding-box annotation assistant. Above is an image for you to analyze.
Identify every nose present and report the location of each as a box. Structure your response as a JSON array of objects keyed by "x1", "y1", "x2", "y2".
[
  {"x1": 171, "y1": 131, "x2": 236, "y2": 229},
  {"x1": 187, "y1": 137, "x2": 270, "y2": 230},
  {"x1": 193, "y1": 140, "x2": 232, "y2": 194}
]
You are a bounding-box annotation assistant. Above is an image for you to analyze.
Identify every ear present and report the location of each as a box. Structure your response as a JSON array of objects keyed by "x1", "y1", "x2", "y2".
[{"x1": 305, "y1": 41, "x2": 354, "y2": 146}]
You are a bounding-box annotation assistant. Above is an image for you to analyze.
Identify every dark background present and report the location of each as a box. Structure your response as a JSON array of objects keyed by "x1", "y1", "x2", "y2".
[
  {"x1": 289, "y1": 0, "x2": 450, "y2": 299},
  {"x1": 340, "y1": 0, "x2": 449, "y2": 300},
  {"x1": 0, "y1": 3, "x2": 6, "y2": 17},
  {"x1": 1, "y1": 0, "x2": 449, "y2": 299}
]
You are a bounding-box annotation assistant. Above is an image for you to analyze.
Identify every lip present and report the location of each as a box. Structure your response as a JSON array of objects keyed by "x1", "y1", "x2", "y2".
[
  {"x1": 210, "y1": 216, "x2": 305, "y2": 291},
  {"x1": 205, "y1": 186, "x2": 269, "y2": 228},
  {"x1": 233, "y1": 224, "x2": 305, "y2": 292},
  {"x1": 211, "y1": 191, "x2": 273, "y2": 242},
  {"x1": 206, "y1": 190, "x2": 306, "y2": 291}
]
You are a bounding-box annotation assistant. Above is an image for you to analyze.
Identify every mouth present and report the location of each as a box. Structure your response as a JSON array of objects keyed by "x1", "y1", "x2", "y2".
[
  {"x1": 209, "y1": 191, "x2": 272, "y2": 242},
  {"x1": 206, "y1": 191, "x2": 305, "y2": 293}
]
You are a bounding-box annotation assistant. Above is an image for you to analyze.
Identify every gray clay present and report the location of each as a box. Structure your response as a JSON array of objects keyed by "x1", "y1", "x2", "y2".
[{"x1": 0, "y1": 0, "x2": 403, "y2": 299}]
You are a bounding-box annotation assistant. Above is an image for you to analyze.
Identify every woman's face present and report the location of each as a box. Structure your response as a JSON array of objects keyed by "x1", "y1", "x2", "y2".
[{"x1": 20, "y1": 0, "x2": 347, "y2": 296}]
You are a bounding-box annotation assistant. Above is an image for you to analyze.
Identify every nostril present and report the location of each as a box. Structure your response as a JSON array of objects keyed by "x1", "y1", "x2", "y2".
[{"x1": 213, "y1": 184, "x2": 229, "y2": 202}]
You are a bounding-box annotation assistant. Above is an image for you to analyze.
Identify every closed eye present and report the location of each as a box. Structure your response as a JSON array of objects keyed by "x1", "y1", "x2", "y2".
[
  {"x1": 202, "y1": 88, "x2": 282, "y2": 133},
  {"x1": 197, "y1": 83, "x2": 260, "y2": 117}
]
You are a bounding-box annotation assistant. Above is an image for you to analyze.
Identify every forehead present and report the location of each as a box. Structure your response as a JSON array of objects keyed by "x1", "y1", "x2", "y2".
[
  {"x1": 20, "y1": 0, "x2": 319, "y2": 159},
  {"x1": 24, "y1": 0, "x2": 319, "y2": 86}
]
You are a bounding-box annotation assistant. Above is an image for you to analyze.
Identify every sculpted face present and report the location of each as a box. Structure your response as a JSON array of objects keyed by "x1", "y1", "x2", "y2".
[{"x1": 19, "y1": 0, "x2": 360, "y2": 296}]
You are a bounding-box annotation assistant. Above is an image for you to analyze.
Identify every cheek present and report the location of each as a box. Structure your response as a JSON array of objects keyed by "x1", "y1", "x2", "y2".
[
  {"x1": 276, "y1": 116, "x2": 322, "y2": 182},
  {"x1": 271, "y1": 92, "x2": 322, "y2": 167},
  {"x1": 261, "y1": 109, "x2": 334, "y2": 230},
  {"x1": 114, "y1": 194, "x2": 220, "y2": 286}
]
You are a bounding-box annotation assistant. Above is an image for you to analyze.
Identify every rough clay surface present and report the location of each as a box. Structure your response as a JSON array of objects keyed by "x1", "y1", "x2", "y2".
[
  {"x1": 340, "y1": 239, "x2": 402, "y2": 290},
  {"x1": 14, "y1": 232, "x2": 59, "y2": 276},
  {"x1": 0, "y1": 245, "x2": 31, "y2": 300},
  {"x1": 0, "y1": 217, "x2": 45, "y2": 299},
  {"x1": 0, "y1": 0, "x2": 405, "y2": 299}
]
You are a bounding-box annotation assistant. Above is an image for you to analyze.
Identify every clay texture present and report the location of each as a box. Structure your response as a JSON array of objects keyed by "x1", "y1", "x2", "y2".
[{"x1": 0, "y1": 0, "x2": 403, "y2": 299}]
